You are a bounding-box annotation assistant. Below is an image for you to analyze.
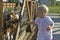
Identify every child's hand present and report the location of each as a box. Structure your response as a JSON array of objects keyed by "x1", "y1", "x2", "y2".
[
  {"x1": 46, "y1": 24, "x2": 54, "y2": 31},
  {"x1": 27, "y1": 21, "x2": 35, "y2": 24},
  {"x1": 46, "y1": 27, "x2": 50, "y2": 31}
]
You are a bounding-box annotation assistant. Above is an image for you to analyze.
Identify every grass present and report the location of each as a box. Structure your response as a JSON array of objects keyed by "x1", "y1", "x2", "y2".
[
  {"x1": 4, "y1": 6, "x2": 60, "y2": 14},
  {"x1": 48, "y1": 6, "x2": 60, "y2": 13}
]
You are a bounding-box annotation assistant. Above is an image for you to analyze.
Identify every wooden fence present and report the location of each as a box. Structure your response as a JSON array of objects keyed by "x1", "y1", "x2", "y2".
[{"x1": 3, "y1": 2, "x2": 16, "y2": 8}]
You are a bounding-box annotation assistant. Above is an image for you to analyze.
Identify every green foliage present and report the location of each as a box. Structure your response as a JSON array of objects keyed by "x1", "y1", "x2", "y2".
[
  {"x1": 56, "y1": 1, "x2": 60, "y2": 6},
  {"x1": 49, "y1": 0, "x2": 56, "y2": 6},
  {"x1": 7, "y1": 0, "x2": 19, "y2": 2},
  {"x1": 48, "y1": 6, "x2": 60, "y2": 13}
]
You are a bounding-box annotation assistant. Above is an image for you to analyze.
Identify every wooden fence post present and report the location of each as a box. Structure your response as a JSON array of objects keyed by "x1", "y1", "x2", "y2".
[{"x1": 0, "y1": 1, "x2": 4, "y2": 40}]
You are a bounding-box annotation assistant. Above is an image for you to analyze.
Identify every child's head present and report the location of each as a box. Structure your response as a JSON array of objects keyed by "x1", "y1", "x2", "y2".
[{"x1": 37, "y1": 5, "x2": 49, "y2": 18}]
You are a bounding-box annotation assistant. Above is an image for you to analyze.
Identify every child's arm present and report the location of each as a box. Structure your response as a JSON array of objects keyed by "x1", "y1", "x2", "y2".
[
  {"x1": 27, "y1": 20, "x2": 35, "y2": 24},
  {"x1": 46, "y1": 23, "x2": 54, "y2": 31},
  {"x1": 46, "y1": 17, "x2": 54, "y2": 31},
  {"x1": 27, "y1": 17, "x2": 39, "y2": 25}
]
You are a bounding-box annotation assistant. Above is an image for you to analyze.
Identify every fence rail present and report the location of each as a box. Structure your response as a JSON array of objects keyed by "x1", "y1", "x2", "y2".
[{"x1": 3, "y1": 2, "x2": 16, "y2": 8}]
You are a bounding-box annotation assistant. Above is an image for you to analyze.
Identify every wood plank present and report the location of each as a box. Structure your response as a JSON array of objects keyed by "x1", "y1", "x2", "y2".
[
  {"x1": 0, "y1": 1, "x2": 4, "y2": 40},
  {"x1": 15, "y1": 0, "x2": 26, "y2": 40}
]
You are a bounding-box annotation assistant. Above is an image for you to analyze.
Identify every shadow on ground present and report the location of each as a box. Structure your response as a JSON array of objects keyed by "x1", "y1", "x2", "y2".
[
  {"x1": 53, "y1": 29, "x2": 60, "y2": 33},
  {"x1": 53, "y1": 34, "x2": 60, "y2": 40}
]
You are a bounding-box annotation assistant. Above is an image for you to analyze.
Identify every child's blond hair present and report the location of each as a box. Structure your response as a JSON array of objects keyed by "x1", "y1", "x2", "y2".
[{"x1": 38, "y1": 5, "x2": 49, "y2": 13}]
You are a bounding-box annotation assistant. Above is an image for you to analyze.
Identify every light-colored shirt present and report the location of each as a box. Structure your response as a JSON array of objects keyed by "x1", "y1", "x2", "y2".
[{"x1": 35, "y1": 16, "x2": 54, "y2": 40}]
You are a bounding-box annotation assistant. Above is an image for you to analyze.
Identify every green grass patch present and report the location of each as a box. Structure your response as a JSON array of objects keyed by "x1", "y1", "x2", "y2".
[{"x1": 48, "y1": 6, "x2": 60, "y2": 13}]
